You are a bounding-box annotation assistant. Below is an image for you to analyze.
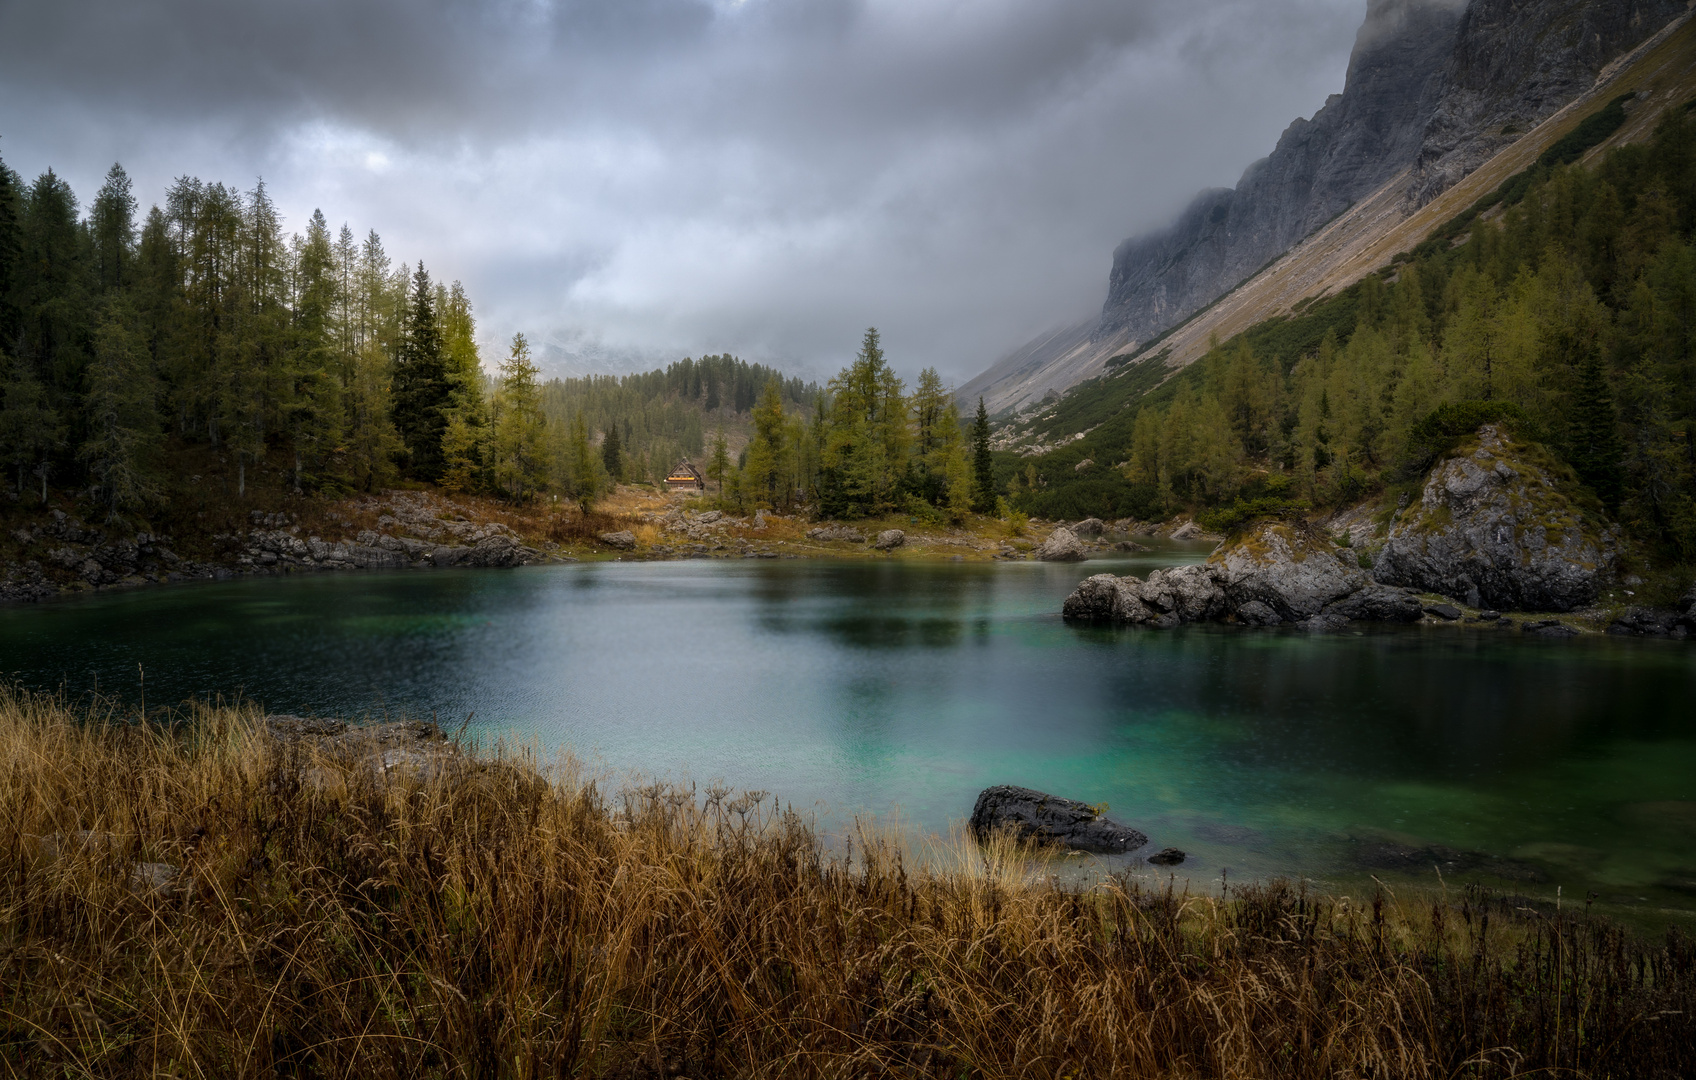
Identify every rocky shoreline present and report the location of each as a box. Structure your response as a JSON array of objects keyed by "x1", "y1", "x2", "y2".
[{"x1": 1062, "y1": 426, "x2": 1695, "y2": 639}]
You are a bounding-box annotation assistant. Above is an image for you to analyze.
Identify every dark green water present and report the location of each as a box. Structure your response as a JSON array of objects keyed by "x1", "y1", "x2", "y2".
[{"x1": 3, "y1": 547, "x2": 1694, "y2": 920}]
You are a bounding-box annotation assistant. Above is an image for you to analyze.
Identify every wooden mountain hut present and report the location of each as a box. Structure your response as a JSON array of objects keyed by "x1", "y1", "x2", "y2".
[{"x1": 665, "y1": 460, "x2": 706, "y2": 492}]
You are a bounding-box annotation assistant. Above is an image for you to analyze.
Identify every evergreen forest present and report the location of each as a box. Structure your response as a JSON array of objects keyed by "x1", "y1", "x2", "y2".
[{"x1": 1006, "y1": 98, "x2": 1696, "y2": 565}]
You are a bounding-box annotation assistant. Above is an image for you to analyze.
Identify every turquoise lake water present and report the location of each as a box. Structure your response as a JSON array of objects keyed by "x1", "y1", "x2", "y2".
[{"x1": 2, "y1": 546, "x2": 1693, "y2": 921}]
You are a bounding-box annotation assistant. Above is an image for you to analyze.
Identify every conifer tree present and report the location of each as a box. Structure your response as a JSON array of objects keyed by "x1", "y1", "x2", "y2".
[
  {"x1": 0, "y1": 353, "x2": 63, "y2": 500},
  {"x1": 79, "y1": 301, "x2": 160, "y2": 518},
  {"x1": 492, "y1": 332, "x2": 546, "y2": 501},
  {"x1": 601, "y1": 419, "x2": 622, "y2": 481},
  {"x1": 0, "y1": 154, "x2": 21, "y2": 351},
  {"x1": 971, "y1": 397, "x2": 995, "y2": 513},
  {"x1": 392, "y1": 263, "x2": 450, "y2": 480},
  {"x1": 707, "y1": 427, "x2": 729, "y2": 494},
  {"x1": 90, "y1": 164, "x2": 136, "y2": 293},
  {"x1": 1569, "y1": 352, "x2": 1624, "y2": 510}
]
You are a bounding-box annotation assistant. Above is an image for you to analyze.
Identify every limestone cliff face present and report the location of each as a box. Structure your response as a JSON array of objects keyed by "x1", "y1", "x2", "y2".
[
  {"x1": 1405, "y1": 0, "x2": 1687, "y2": 206},
  {"x1": 1096, "y1": 0, "x2": 1464, "y2": 346}
]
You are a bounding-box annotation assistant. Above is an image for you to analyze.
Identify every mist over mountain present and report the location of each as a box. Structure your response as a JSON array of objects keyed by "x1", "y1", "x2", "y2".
[{"x1": 960, "y1": 0, "x2": 1687, "y2": 417}]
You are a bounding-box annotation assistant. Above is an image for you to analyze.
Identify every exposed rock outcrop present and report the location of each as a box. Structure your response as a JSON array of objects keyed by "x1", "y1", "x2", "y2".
[
  {"x1": 806, "y1": 525, "x2": 865, "y2": 543},
  {"x1": 969, "y1": 785, "x2": 1148, "y2": 854},
  {"x1": 1404, "y1": 0, "x2": 1687, "y2": 207},
  {"x1": 1035, "y1": 526, "x2": 1088, "y2": 562},
  {"x1": 1371, "y1": 425, "x2": 1617, "y2": 611},
  {"x1": 1065, "y1": 522, "x2": 1423, "y2": 630},
  {"x1": 1097, "y1": 0, "x2": 1464, "y2": 350}
]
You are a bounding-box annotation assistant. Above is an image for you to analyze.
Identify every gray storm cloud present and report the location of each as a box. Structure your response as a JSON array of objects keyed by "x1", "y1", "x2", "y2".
[{"x1": 0, "y1": 0, "x2": 1363, "y2": 379}]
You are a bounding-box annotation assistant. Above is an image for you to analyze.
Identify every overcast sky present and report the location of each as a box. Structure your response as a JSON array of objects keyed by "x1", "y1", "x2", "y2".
[{"x1": 0, "y1": 0, "x2": 1364, "y2": 381}]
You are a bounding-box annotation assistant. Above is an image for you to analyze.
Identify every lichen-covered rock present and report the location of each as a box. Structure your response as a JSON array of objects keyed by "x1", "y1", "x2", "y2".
[
  {"x1": 1371, "y1": 425, "x2": 1616, "y2": 612},
  {"x1": 873, "y1": 529, "x2": 906, "y2": 551},
  {"x1": 1062, "y1": 520, "x2": 1422, "y2": 629},
  {"x1": 969, "y1": 785, "x2": 1148, "y2": 854},
  {"x1": 1035, "y1": 526, "x2": 1088, "y2": 562},
  {"x1": 1213, "y1": 521, "x2": 1369, "y2": 622}
]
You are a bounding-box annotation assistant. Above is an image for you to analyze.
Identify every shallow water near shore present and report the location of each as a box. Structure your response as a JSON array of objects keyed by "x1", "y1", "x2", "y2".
[{"x1": 3, "y1": 545, "x2": 1694, "y2": 923}]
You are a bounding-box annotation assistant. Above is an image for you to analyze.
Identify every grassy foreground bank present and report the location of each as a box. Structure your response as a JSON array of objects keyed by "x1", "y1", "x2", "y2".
[{"x1": 2, "y1": 692, "x2": 1692, "y2": 1078}]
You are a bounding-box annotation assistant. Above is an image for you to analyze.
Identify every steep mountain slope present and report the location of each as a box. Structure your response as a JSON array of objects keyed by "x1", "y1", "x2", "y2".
[
  {"x1": 954, "y1": 320, "x2": 1096, "y2": 415},
  {"x1": 1096, "y1": 0, "x2": 1464, "y2": 348},
  {"x1": 966, "y1": 0, "x2": 1689, "y2": 417}
]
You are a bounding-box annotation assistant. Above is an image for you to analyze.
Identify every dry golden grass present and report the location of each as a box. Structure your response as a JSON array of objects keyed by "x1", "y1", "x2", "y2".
[{"x1": 2, "y1": 689, "x2": 1691, "y2": 1078}]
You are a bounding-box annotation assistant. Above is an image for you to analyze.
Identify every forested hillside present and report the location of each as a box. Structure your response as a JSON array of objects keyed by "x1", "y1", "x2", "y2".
[
  {"x1": 539, "y1": 354, "x2": 819, "y2": 489},
  {"x1": 1006, "y1": 96, "x2": 1696, "y2": 565}
]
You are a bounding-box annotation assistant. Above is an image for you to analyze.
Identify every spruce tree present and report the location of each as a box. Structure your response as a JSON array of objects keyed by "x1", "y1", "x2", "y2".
[
  {"x1": 392, "y1": 263, "x2": 450, "y2": 480},
  {"x1": 971, "y1": 397, "x2": 995, "y2": 513},
  {"x1": 0, "y1": 154, "x2": 26, "y2": 351},
  {"x1": 1569, "y1": 353, "x2": 1624, "y2": 511},
  {"x1": 90, "y1": 163, "x2": 136, "y2": 292},
  {"x1": 601, "y1": 419, "x2": 622, "y2": 481},
  {"x1": 80, "y1": 301, "x2": 160, "y2": 518},
  {"x1": 493, "y1": 333, "x2": 545, "y2": 501}
]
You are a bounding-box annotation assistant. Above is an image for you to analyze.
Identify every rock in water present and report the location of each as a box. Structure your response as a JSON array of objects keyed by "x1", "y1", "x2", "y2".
[
  {"x1": 1035, "y1": 526, "x2": 1088, "y2": 562},
  {"x1": 1147, "y1": 848, "x2": 1186, "y2": 866},
  {"x1": 1372, "y1": 424, "x2": 1617, "y2": 611},
  {"x1": 969, "y1": 785, "x2": 1148, "y2": 854},
  {"x1": 873, "y1": 529, "x2": 905, "y2": 551}
]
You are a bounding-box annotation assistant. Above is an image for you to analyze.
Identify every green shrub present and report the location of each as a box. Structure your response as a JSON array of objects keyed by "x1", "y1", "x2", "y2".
[
  {"x1": 1197, "y1": 496, "x2": 1310, "y2": 536},
  {"x1": 1398, "y1": 401, "x2": 1533, "y2": 477}
]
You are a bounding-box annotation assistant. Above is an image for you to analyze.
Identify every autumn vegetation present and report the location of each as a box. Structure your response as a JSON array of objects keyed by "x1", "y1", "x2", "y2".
[{"x1": 0, "y1": 688, "x2": 1691, "y2": 1078}]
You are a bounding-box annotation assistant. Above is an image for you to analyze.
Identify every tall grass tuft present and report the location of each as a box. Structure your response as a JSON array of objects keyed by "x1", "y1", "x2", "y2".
[{"x1": 1, "y1": 688, "x2": 1691, "y2": 1077}]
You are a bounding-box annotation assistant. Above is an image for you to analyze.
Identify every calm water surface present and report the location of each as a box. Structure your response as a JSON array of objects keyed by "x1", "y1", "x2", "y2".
[{"x1": 3, "y1": 547, "x2": 1694, "y2": 920}]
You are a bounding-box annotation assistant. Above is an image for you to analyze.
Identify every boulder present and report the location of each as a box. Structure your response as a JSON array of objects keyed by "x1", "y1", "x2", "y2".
[
  {"x1": 1112, "y1": 540, "x2": 1150, "y2": 552},
  {"x1": 1521, "y1": 619, "x2": 1578, "y2": 637},
  {"x1": 1372, "y1": 425, "x2": 1616, "y2": 612},
  {"x1": 1170, "y1": 521, "x2": 1204, "y2": 540},
  {"x1": 694, "y1": 510, "x2": 723, "y2": 524},
  {"x1": 598, "y1": 530, "x2": 638, "y2": 550},
  {"x1": 1070, "y1": 517, "x2": 1106, "y2": 538},
  {"x1": 1213, "y1": 522, "x2": 1370, "y2": 622},
  {"x1": 1061, "y1": 520, "x2": 1423, "y2": 629},
  {"x1": 430, "y1": 545, "x2": 472, "y2": 567},
  {"x1": 1607, "y1": 608, "x2": 1687, "y2": 638},
  {"x1": 1035, "y1": 526, "x2": 1088, "y2": 562},
  {"x1": 969, "y1": 785, "x2": 1148, "y2": 854},
  {"x1": 1147, "y1": 848, "x2": 1186, "y2": 866},
  {"x1": 873, "y1": 529, "x2": 906, "y2": 551},
  {"x1": 1424, "y1": 603, "x2": 1463, "y2": 620},
  {"x1": 465, "y1": 535, "x2": 528, "y2": 568}
]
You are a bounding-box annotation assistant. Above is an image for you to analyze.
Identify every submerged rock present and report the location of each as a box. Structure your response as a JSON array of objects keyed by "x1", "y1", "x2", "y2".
[
  {"x1": 1146, "y1": 848, "x2": 1186, "y2": 866},
  {"x1": 969, "y1": 785, "x2": 1148, "y2": 854},
  {"x1": 1035, "y1": 527, "x2": 1088, "y2": 562},
  {"x1": 1372, "y1": 424, "x2": 1617, "y2": 612}
]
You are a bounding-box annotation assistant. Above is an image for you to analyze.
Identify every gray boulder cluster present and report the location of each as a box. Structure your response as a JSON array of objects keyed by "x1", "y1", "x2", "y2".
[
  {"x1": 1, "y1": 491, "x2": 549, "y2": 603},
  {"x1": 4, "y1": 509, "x2": 214, "y2": 600},
  {"x1": 1065, "y1": 425, "x2": 1627, "y2": 630},
  {"x1": 237, "y1": 495, "x2": 541, "y2": 573},
  {"x1": 1065, "y1": 522, "x2": 1422, "y2": 631}
]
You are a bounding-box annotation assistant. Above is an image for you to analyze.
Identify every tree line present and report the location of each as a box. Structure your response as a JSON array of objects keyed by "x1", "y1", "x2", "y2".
[
  {"x1": 706, "y1": 328, "x2": 996, "y2": 524},
  {"x1": 1013, "y1": 99, "x2": 1696, "y2": 562},
  {"x1": 0, "y1": 154, "x2": 604, "y2": 517},
  {"x1": 538, "y1": 354, "x2": 820, "y2": 490}
]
